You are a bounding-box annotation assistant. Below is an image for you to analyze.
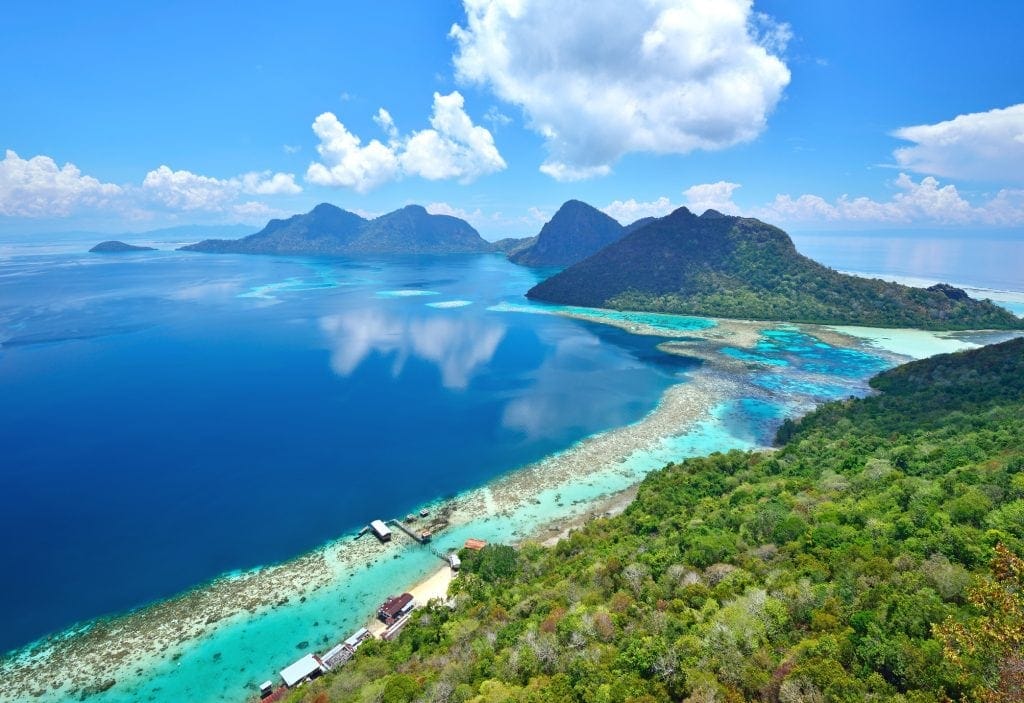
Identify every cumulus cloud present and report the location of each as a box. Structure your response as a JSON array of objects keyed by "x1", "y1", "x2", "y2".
[
  {"x1": 306, "y1": 113, "x2": 401, "y2": 193},
  {"x1": 425, "y1": 201, "x2": 485, "y2": 225},
  {"x1": 602, "y1": 196, "x2": 674, "y2": 223},
  {"x1": 601, "y1": 174, "x2": 1024, "y2": 228},
  {"x1": 0, "y1": 150, "x2": 123, "y2": 217},
  {"x1": 601, "y1": 182, "x2": 741, "y2": 222},
  {"x1": 683, "y1": 181, "x2": 742, "y2": 214},
  {"x1": 451, "y1": 0, "x2": 791, "y2": 180},
  {"x1": 239, "y1": 171, "x2": 302, "y2": 195},
  {"x1": 755, "y1": 173, "x2": 1023, "y2": 226},
  {"x1": 306, "y1": 91, "x2": 505, "y2": 192},
  {"x1": 142, "y1": 165, "x2": 301, "y2": 211},
  {"x1": 892, "y1": 103, "x2": 1024, "y2": 182},
  {"x1": 0, "y1": 150, "x2": 300, "y2": 221}
]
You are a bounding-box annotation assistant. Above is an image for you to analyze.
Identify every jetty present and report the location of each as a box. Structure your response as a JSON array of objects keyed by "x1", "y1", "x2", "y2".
[{"x1": 390, "y1": 518, "x2": 433, "y2": 544}]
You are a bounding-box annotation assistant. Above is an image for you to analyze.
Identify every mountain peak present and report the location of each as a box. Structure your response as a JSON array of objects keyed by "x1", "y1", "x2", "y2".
[
  {"x1": 179, "y1": 202, "x2": 491, "y2": 256},
  {"x1": 526, "y1": 212, "x2": 1023, "y2": 330},
  {"x1": 665, "y1": 206, "x2": 695, "y2": 220},
  {"x1": 509, "y1": 199, "x2": 626, "y2": 267}
]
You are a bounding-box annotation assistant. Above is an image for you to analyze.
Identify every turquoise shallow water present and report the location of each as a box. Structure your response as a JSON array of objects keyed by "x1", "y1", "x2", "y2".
[
  {"x1": 52, "y1": 398, "x2": 765, "y2": 703},
  {"x1": 0, "y1": 251, "x2": 927, "y2": 703},
  {"x1": 0, "y1": 252, "x2": 698, "y2": 656}
]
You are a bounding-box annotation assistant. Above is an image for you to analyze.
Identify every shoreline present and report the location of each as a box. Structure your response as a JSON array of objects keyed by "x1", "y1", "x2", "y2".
[
  {"x1": 0, "y1": 310, "x2": 970, "y2": 703},
  {"x1": 0, "y1": 364, "x2": 740, "y2": 703}
]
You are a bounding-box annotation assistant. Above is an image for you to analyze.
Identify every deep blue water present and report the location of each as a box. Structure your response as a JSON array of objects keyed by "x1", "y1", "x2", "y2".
[
  {"x1": 0, "y1": 251, "x2": 700, "y2": 654},
  {"x1": 4, "y1": 232, "x2": 1020, "y2": 659}
]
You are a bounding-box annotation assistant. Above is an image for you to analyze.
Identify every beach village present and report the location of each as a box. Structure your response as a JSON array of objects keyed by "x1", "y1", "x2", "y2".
[{"x1": 253, "y1": 512, "x2": 482, "y2": 702}]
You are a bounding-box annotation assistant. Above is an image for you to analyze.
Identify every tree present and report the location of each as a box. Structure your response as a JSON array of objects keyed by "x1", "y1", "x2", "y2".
[{"x1": 935, "y1": 544, "x2": 1024, "y2": 702}]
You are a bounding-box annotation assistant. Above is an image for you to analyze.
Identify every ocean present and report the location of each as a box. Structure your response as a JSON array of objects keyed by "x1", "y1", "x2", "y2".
[
  {"x1": 0, "y1": 251, "x2": 696, "y2": 654},
  {"x1": 0, "y1": 231, "x2": 1021, "y2": 702}
]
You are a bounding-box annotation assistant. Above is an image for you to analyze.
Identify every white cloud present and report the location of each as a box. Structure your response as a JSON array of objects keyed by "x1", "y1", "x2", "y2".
[
  {"x1": 602, "y1": 196, "x2": 674, "y2": 223},
  {"x1": 306, "y1": 91, "x2": 506, "y2": 192},
  {"x1": 483, "y1": 106, "x2": 512, "y2": 127},
  {"x1": 0, "y1": 150, "x2": 123, "y2": 217},
  {"x1": 451, "y1": 0, "x2": 791, "y2": 180},
  {"x1": 755, "y1": 173, "x2": 1023, "y2": 226},
  {"x1": 373, "y1": 108, "x2": 399, "y2": 141},
  {"x1": 683, "y1": 181, "x2": 742, "y2": 214},
  {"x1": 143, "y1": 166, "x2": 234, "y2": 210},
  {"x1": 402, "y1": 91, "x2": 507, "y2": 182},
  {"x1": 238, "y1": 171, "x2": 302, "y2": 195},
  {"x1": 305, "y1": 113, "x2": 401, "y2": 193},
  {"x1": 892, "y1": 103, "x2": 1024, "y2": 182},
  {"x1": 283, "y1": 144, "x2": 301, "y2": 154},
  {"x1": 526, "y1": 206, "x2": 549, "y2": 223},
  {"x1": 601, "y1": 174, "x2": 1024, "y2": 229},
  {"x1": 142, "y1": 166, "x2": 300, "y2": 211},
  {"x1": 231, "y1": 200, "x2": 287, "y2": 222},
  {"x1": 538, "y1": 163, "x2": 611, "y2": 182},
  {"x1": 425, "y1": 201, "x2": 484, "y2": 225},
  {"x1": 0, "y1": 151, "x2": 292, "y2": 224},
  {"x1": 601, "y1": 181, "x2": 741, "y2": 223}
]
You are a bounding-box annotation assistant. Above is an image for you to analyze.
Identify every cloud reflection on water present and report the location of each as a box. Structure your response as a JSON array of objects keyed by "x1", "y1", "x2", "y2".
[{"x1": 319, "y1": 307, "x2": 505, "y2": 390}]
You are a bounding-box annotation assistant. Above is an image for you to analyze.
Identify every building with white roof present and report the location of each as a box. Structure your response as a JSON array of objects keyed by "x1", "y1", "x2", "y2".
[{"x1": 279, "y1": 653, "x2": 323, "y2": 688}]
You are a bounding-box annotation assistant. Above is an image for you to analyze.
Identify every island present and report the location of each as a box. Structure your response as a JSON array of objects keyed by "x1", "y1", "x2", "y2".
[
  {"x1": 509, "y1": 200, "x2": 631, "y2": 267},
  {"x1": 527, "y1": 206, "x2": 1024, "y2": 329},
  {"x1": 89, "y1": 241, "x2": 156, "y2": 253},
  {"x1": 180, "y1": 203, "x2": 494, "y2": 256},
  {"x1": 491, "y1": 235, "x2": 537, "y2": 256}
]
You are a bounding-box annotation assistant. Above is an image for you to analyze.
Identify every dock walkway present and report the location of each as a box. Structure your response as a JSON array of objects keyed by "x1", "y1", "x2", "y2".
[{"x1": 388, "y1": 519, "x2": 426, "y2": 543}]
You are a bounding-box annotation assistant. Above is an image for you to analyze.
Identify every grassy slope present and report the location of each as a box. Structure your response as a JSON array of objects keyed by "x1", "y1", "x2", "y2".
[{"x1": 283, "y1": 339, "x2": 1024, "y2": 703}]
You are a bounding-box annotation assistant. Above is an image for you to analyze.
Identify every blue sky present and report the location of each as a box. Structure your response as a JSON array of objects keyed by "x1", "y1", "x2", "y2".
[{"x1": 1, "y1": 0, "x2": 1022, "y2": 239}]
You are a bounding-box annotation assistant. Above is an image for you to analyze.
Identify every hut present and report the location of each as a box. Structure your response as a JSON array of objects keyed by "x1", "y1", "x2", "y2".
[
  {"x1": 344, "y1": 627, "x2": 371, "y2": 650},
  {"x1": 464, "y1": 538, "x2": 487, "y2": 551},
  {"x1": 279, "y1": 654, "x2": 324, "y2": 688},
  {"x1": 369, "y1": 519, "x2": 391, "y2": 542},
  {"x1": 377, "y1": 593, "x2": 416, "y2": 624}
]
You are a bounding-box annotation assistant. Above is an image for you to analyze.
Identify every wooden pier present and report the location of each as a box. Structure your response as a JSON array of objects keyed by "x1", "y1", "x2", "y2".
[
  {"x1": 386, "y1": 520, "x2": 451, "y2": 563},
  {"x1": 388, "y1": 519, "x2": 431, "y2": 544}
]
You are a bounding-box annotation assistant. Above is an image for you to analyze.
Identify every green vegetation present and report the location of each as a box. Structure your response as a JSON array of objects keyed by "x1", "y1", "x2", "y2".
[
  {"x1": 527, "y1": 208, "x2": 1024, "y2": 330},
  {"x1": 182, "y1": 203, "x2": 493, "y2": 256},
  {"x1": 510, "y1": 200, "x2": 627, "y2": 267},
  {"x1": 492, "y1": 236, "x2": 538, "y2": 257},
  {"x1": 283, "y1": 338, "x2": 1024, "y2": 703}
]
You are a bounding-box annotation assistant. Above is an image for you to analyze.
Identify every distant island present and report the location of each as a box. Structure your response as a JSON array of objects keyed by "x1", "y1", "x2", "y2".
[
  {"x1": 180, "y1": 203, "x2": 494, "y2": 256},
  {"x1": 89, "y1": 241, "x2": 156, "y2": 253},
  {"x1": 509, "y1": 200, "x2": 632, "y2": 267},
  {"x1": 491, "y1": 235, "x2": 537, "y2": 256},
  {"x1": 527, "y1": 206, "x2": 1024, "y2": 330}
]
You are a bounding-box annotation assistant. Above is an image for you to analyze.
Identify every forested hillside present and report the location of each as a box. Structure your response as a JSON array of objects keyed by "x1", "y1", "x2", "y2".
[
  {"x1": 282, "y1": 338, "x2": 1024, "y2": 703},
  {"x1": 526, "y1": 208, "x2": 1023, "y2": 330}
]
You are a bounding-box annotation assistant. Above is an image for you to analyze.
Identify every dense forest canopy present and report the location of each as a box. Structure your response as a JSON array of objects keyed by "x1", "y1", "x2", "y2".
[{"x1": 281, "y1": 338, "x2": 1024, "y2": 703}]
